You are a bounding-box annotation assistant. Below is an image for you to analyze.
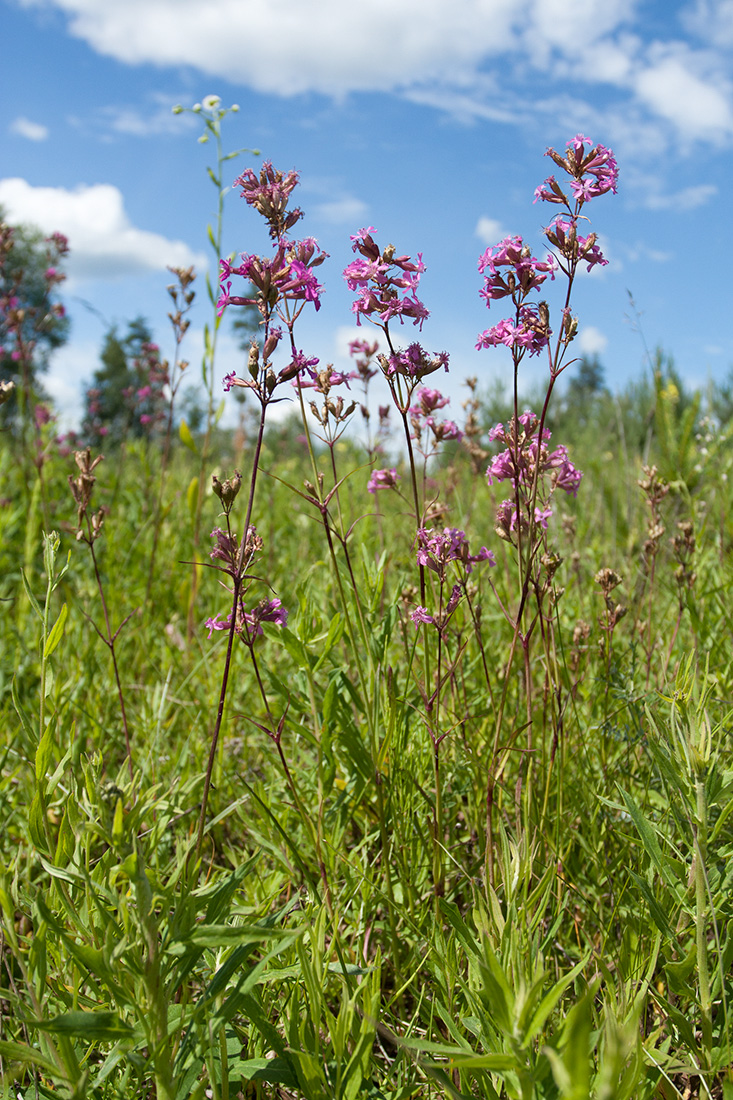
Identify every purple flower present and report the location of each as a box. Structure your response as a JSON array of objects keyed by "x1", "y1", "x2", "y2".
[
  {"x1": 410, "y1": 387, "x2": 449, "y2": 417},
  {"x1": 410, "y1": 606, "x2": 435, "y2": 628},
  {"x1": 427, "y1": 418, "x2": 463, "y2": 443},
  {"x1": 233, "y1": 161, "x2": 304, "y2": 240},
  {"x1": 344, "y1": 228, "x2": 429, "y2": 330},
  {"x1": 368, "y1": 468, "x2": 400, "y2": 494},
  {"x1": 542, "y1": 136, "x2": 619, "y2": 206},
  {"x1": 478, "y1": 236, "x2": 556, "y2": 309},
  {"x1": 416, "y1": 527, "x2": 495, "y2": 578},
  {"x1": 244, "y1": 598, "x2": 288, "y2": 637},
  {"x1": 476, "y1": 305, "x2": 551, "y2": 357},
  {"x1": 545, "y1": 216, "x2": 608, "y2": 272},
  {"x1": 218, "y1": 238, "x2": 328, "y2": 319},
  {"x1": 383, "y1": 344, "x2": 449, "y2": 379}
]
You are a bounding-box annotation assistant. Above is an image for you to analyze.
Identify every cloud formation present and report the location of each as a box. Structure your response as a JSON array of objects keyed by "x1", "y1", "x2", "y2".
[
  {"x1": 10, "y1": 117, "x2": 49, "y2": 141},
  {"x1": 17, "y1": 0, "x2": 733, "y2": 147},
  {"x1": 0, "y1": 178, "x2": 206, "y2": 281}
]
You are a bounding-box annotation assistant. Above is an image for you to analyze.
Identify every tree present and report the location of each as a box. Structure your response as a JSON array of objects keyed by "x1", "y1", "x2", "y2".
[
  {"x1": 82, "y1": 318, "x2": 166, "y2": 447},
  {"x1": 0, "y1": 214, "x2": 69, "y2": 421}
]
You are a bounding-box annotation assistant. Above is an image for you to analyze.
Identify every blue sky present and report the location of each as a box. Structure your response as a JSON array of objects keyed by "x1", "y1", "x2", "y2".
[{"x1": 2, "y1": 0, "x2": 732, "y2": 427}]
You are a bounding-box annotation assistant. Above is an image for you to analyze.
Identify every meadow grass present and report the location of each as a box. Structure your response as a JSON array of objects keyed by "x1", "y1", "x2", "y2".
[{"x1": 1, "y1": 129, "x2": 733, "y2": 1100}]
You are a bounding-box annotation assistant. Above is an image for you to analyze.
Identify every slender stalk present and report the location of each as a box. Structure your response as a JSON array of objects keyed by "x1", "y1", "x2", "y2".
[{"x1": 195, "y1": 399, "x2": 268, "y2": 860}]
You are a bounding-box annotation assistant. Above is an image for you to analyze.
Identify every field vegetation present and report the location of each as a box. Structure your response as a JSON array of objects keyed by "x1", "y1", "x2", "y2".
[{"x1": 1, "y1": 115, "x2": 733, "y2": 1099}]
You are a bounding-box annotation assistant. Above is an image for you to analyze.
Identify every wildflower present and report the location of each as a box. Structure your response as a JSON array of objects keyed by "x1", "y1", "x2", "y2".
[
  {"x1": 410, "y1": 606, "x2": 435, "y2": 627},
  {"x1": 233, "y1": 161, "x2": 304, "y2": 240},
  {"x1": 344, "y1": 227, "x2": 429, "y2": 329},
  {"x1": 380, "y1": 344, "x2": 449, "y2": 379},
  {"x1": 426, "y1": 418, "x2": 463, "y2": 443},
  {"x1": 478, "y1": 236, "x2": 556, "y2": 307},
  {"x1": 205, "y1": 598, "x2": 288, "y2": 641},
  {"x1": 476, "y1": 304, "x2": 551, "y2": 356},
  {"x1": 540, "y1": 135, "x2": 618, "y2": 206},
  {"x1": 410, "y1": 387, "x2": 449, "y2": 417},
  {"x1": 545, "y1": 216, "x2": 608, "y2": 272},
  {"x1": 416, "y1": 527, "x2": 495, "y2": 580},
  {"x1": 368, "y1": 468, "x2": 400, "y2": 493}
]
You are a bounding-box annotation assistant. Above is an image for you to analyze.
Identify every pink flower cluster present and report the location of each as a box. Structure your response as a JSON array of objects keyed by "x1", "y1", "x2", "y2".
[
  {"x1": 218, "y1": 237, "x2": 327, "y2": 318},
  {"x1": 478, "y1": 236, "x2": 556, "y2": 308},
  {"x1": 477, "y1": 135, "x2": 617, "y2": 365},
  {"x1": 343, "y1": 228, "x2": 429, "y2": 330},
  {"x1": 487, "y1": 412, "x2": 582, "y2": 498},
  {"x1": 534, "y1": 134, "x2": 618, "y2": 207},
  {"x1": 409, "y1": 386, "x2": 463, "y2": 445},
  {"x1": 416, "y1": 526, "x2": 495, "y2": 581},
  {"x1": 205, "y1": 598, "x2": 288, "y2": 641},
  {"x1": 476, "y1": 306, "x2": 551, "y2": 357},
  {"x1": 233, "y1": 161, "x2": 304, "y2": 240},
  {"x1": 410, "y1": 583, "x2": 462, "y2": 629},
  {"x1": 380, "y1": 343, "x2": 449, "y2": 380},
  {"x1": 368, "y1": 468, "x2": 400, "y2": 494}
]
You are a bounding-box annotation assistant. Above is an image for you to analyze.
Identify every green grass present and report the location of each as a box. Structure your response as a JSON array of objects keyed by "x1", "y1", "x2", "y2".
[{"x1": 1, "y1": 376, "x2": 733, "y2": 1100}]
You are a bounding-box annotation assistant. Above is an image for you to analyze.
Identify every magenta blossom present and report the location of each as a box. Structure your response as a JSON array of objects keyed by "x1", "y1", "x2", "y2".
[
  {"x1": 382, "y1": 344, "x2": 449, "y2": 379},
  {"x1": 545, "y1": 216, "x2": 608, "y2": 272},
  {"x1": 205, "y1": 597, "x2": 288, "y2": 641},
  {"x1": 410, "y1": 387, "x2": 449, "y2": 417},
  {"x1": 233, "y1": 161, "x2": 304, "y2": 240},
  {"x1": 218, "y1": 237, "x2": 328, "y2": 318},
  {"x1": 537, "y1": 135, "x2": 618, "y2": 207},
  {"x1": 476, "y1": 305, "x2": 551, "y2": 357},
  {"x1": 416, "y1": 527, "x2": 495, "y2": 579},
  {"x1": 410, "y1": 606, "x2": 435, "y2": 627},
  {"x1": 344, "y1": 227, "x2": 429, "y2": 329},
  {"x1": 368, "y1": 467, "x2": 400, "y2": 493},
  {"x1": 478, "y1": 236, "x2": 556, "y2": 308}
]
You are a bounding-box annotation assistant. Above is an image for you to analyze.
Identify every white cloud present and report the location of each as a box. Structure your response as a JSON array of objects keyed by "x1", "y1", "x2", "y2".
[
  {"x1": 16, "y1": 0, "x2": 733, "y2": 150},
  {"x1": 642, "y1": 181, "x2": 718, "y2": 210},
  {"x1": 682, "y1": 0, "x2": 733, "y2": 47},
  {"x1": 0, "y1": 178, "x2": 207, "y2": 281},
  {"x1": 633, "y1": 46, "x2": 733, "y2": 141},
  {"x1": 475, "y1": 216, "x2": 510, "y2": 244},
  {"x1": 312, "y1": 197, "x2": 369, "y2": 225},
  {"x1": 43, "y1": 338, "x2": 99, "y2": 428},
  {"x1": 576, "y1": 326, "x2": 608, "y2": 355},
  {"x1": 10, "y1": 117, "x2": 49, "y2": 141},
  {"x1": 18, "y1": 0, "x2": 521, "y2": 96}
]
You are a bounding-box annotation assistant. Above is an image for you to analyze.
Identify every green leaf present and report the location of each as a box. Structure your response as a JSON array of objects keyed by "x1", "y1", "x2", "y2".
[
  {"x1": 12, "y1": 676, "x2": 35, "y2": 743},
  {"x1": 21, "y1": 567, "x2": 43, "y2": 621},
  {"x1": 35, "y1": 718, "x2": 55, "y2": 782},
  {"x1": 0, "y1": 1039, "x2": 62, "y2": 1076},
  {"x1": 175, "y1": 923, "x2": 304, "y2": 949},
  {"x1": 179, "y1": 418, "x2": 198, "y2": 454},
  {"x1": 187, "y1": 476, "x2": 199, "y2": 522},
  {"x1": 523, "y1": 956, "x2": 588, "y2": 1046},
  {"x1": 234, "y1": 1056, "x2": 298, "y2": 1087},
  {"x1": 43, "y1": 602, "x2": 68, "y2": 659},
  {"x1": 28, "y1": 790, "x2": 47, "y2": 849},
  {"x1": 28, "y1": 1010, "x2": 134, "y2": 1040}
]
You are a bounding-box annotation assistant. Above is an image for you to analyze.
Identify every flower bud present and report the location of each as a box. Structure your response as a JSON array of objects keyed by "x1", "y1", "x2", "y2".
[
  {"x1": 248, "y1": 341, "x2": 260, "y2": 380},
  {"x1": 212, "y1": 470, "x2": 242, "y2": 510}
]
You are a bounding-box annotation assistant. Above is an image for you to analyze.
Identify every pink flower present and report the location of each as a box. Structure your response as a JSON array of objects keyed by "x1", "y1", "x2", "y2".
[
  {"x1": 416, "y1": 527, "x2": 495, "y2": 578},
  {"x1": 33, "y1": 404, "x2": 51, "y2": 427},
  {"x1": 368, "y1": 468, "x2": 400, "y2": 493},
  {"x1": 345, "y1": 228, "x2": 429, "y2": 329},
  {"x1": 233, "y1": 161, "x2": 304, "y2": 240},
  {"x1": 410, "y1": 606, "x2": 435, "y2": 627},
  {"x1": 410, "y1": 387, "x2": 449, "y2": 417}
]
